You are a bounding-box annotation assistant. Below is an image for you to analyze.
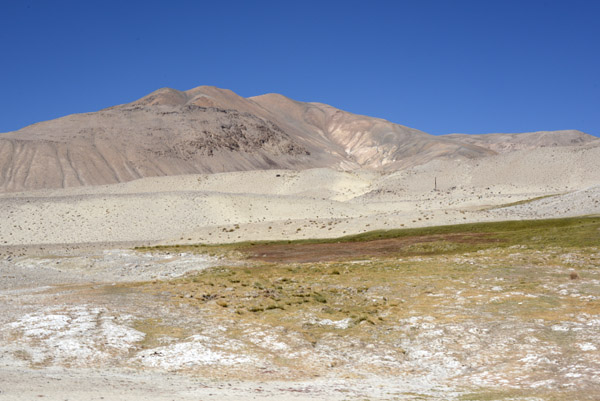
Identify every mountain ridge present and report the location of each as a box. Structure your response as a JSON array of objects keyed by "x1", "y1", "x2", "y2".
[{"x1": 0, "y1": 86, "x2": 596, "y2": 192}]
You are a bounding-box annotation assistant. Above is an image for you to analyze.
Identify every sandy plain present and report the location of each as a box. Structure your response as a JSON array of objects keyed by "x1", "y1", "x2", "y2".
[{"x1": 1, "y1": 143, "x2": 600, "y2": 400}]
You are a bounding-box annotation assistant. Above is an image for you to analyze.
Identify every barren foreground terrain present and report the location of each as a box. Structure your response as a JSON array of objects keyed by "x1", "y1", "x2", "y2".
[
  {"x1": 1, "y1": 218, "x2": 600, "y2": 400},
  {"x1": 1, "y1": 142, "x2": 600, "y2": 400}
]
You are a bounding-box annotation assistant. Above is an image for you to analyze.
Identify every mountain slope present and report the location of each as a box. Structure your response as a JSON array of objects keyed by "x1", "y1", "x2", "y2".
[
  {"x1": 0, "y1": 88, "x2": 328, "y2": 192},
  {"x1": 443, "y1": 130, "x2": 593, "y2": 153},
  {"x1": 0, "y1": 86, "x2": 595, "y2": 192},
  {"x1": 249, "y1": 93, "x2": 497, "y2": 169}
]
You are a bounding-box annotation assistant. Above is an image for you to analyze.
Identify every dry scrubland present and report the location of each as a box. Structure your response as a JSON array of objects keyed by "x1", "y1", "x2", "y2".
[{"x1": 1, "y1": 217, "x2": 600, "y2": 400}]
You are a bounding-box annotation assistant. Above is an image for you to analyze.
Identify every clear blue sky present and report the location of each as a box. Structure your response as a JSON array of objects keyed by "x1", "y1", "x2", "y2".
[{"x1": 1, "y1": 0, "x2": 599, "y2": 136}]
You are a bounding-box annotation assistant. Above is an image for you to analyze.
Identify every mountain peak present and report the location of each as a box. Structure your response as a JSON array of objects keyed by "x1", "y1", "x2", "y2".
[{"x1": 133, "y1": 87, "x2": 188, "y2": 107}]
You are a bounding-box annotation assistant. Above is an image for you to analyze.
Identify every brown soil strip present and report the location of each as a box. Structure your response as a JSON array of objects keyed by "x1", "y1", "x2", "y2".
[{"x1": 247, "y1": 232, "x2": 500, "y2": 263}]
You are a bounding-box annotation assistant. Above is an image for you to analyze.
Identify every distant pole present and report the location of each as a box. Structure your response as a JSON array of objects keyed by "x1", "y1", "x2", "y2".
[{"x1": 434, "y1": 176, "x2": 437, "y2": 191}]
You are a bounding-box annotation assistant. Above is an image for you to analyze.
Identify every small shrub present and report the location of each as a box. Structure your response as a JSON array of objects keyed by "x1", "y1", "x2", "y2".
[{"x1": 313, "y1": 293, "x2": 327, "y2": 303}]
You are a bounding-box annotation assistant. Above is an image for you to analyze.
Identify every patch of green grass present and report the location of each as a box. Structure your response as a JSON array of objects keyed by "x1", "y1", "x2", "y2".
[
  {"x1": 335, "y1": 215, "x2": 600, "y2": 249},
  {"x1": 130, "y1": 216, "x2": 600, "y2": 342},
  {"x1": 134, "y1": 243, "x2": 599, "y2": 348},
  {"x1": 485, "y1": 193, "x2": 561, "y2": 210},
  {"x1": 135, "y1": 216, "x2": 600, "y2": 259}
]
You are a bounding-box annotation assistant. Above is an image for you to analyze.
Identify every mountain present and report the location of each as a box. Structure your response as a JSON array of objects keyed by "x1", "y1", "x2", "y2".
[
  {"x1": 443, "y1": 130, "x2": 593, "y2": 153},
  {"x1": 0, "y1": 86, "x2": 596, "y2": 192}
]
